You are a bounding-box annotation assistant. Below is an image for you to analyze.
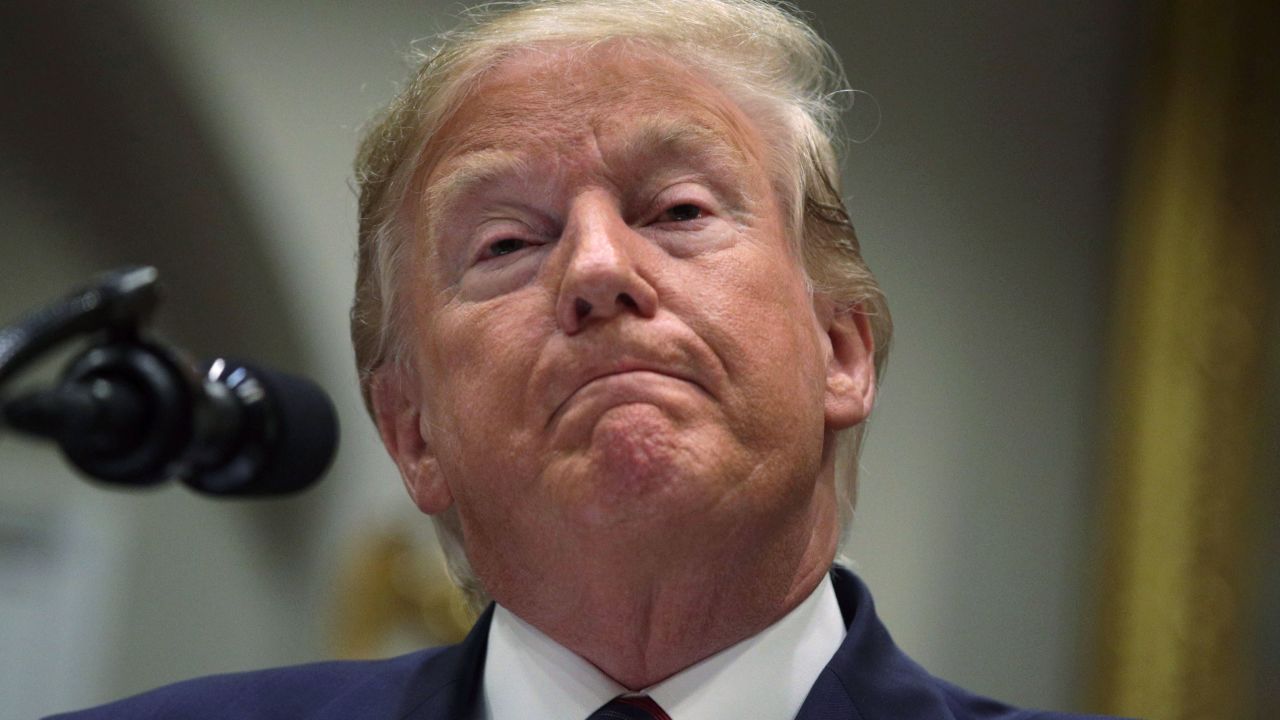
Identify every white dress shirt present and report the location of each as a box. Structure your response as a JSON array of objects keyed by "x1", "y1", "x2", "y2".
[{"x1": 481, "y1": 574, "x2": 846, "y2": 720}]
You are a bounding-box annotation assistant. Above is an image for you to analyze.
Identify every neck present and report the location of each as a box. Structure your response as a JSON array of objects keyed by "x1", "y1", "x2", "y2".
[{"x1": 487, "y1": 496, "x2": 838, "y2": 689}]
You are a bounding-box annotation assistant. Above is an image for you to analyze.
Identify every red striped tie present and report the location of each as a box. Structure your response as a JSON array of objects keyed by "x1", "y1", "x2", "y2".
[{"x1": 585, "y1": 694, "x2": 672, "y2": 720}]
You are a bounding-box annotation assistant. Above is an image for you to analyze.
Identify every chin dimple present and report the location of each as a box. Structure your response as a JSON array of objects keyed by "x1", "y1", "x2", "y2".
[{"x1": 589, "y1": 406, "x2": 683, "y2": 486}]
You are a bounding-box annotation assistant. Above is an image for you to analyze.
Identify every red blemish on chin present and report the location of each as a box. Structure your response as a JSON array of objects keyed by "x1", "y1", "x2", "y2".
[{"x1": 587, "y1": 405, "x2": 681, "y2": 499}]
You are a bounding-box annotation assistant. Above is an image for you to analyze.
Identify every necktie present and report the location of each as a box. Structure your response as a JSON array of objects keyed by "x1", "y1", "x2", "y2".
[{"x1": 585, "y1": 694, "x2": 672, "y2": 720}]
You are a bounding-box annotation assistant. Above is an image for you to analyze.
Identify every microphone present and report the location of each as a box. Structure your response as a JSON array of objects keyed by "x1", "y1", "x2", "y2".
[{"x1": 3, "y1": 342, "x2": 338, "y2": 496}]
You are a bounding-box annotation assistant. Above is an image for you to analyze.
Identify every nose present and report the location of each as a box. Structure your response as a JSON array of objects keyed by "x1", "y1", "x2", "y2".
[{"x1": 554, "y1": 191, "x2": 659, "y2": 334}]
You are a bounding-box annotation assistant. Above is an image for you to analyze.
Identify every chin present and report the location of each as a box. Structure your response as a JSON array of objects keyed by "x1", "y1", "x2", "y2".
[{"x1": 555, "y1": 406, "x2": 732, "y2": 527}]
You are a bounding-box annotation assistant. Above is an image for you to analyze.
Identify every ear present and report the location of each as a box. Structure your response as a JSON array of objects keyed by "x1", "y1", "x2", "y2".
[
  {"x1": 818, "y1": 298, "x2": 877, "y2": 431},
  {"x1": 370, "y1": 365, "x2": 454, "y2": 515}
]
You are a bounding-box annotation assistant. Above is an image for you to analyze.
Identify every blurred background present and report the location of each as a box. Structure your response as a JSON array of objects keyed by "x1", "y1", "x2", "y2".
[{"x1": 0, "y1": 2, "x2": 1274, "y2": 719}]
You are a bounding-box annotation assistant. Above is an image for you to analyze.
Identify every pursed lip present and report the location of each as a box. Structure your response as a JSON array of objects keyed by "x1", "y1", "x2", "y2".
[{"x1": 547, "y1": 360, "x2": 710, "y2": 426}]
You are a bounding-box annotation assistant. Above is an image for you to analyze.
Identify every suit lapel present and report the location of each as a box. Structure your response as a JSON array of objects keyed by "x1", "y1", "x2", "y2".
[
  {"x1": 794, "y1": 567, "x2": 958, "y2": 720},
  {"x1": 394, "y1": 605, "x2": 494, "y2": 720}
]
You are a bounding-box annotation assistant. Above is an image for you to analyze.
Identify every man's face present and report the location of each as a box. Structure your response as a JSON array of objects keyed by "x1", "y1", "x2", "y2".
[{"x1": 383, "y1": 45, "x2": 872, "y2": 597}]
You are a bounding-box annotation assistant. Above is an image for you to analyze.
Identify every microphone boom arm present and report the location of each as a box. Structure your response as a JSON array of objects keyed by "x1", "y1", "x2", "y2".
[
  {"x1": 0, "y1": 266, "x2": 337, "y2": 496},
  {"x1": 0, "y1": 266, "x2": 159, "y2": 387}
]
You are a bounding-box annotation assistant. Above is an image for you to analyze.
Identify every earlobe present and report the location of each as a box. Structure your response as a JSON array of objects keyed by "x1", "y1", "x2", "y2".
[
  {"x1": 821, "y1": 300, "x2": 877, "y2": 431},
  {"x1": 370, "y1": 366, "x2": 454, "y2": 515}
]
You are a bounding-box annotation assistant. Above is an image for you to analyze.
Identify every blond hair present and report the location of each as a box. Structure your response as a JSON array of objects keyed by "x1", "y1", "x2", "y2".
[{"x1": 351, "y1": 0, "x2": 891, "y2": 611}]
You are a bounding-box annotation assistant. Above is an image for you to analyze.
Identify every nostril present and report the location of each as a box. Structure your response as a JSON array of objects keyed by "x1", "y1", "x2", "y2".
[
  {"x1": 574, "y1": 298, "x2": 593, "y2": 319},
  {"x1": 617, "y1": 293, "x2": 637, "y2": 310}
]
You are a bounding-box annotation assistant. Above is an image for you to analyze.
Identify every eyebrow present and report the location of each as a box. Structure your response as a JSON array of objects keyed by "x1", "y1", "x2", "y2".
[
  {"x1": 611, "y1": 115, "x2": 757, "y2": 181},
  {"x1": 419, "y1": 115, "x2": 759, "y2": 241},
  {"x1": 422, "y1": 149, "x2": 531, "y2": 231}
]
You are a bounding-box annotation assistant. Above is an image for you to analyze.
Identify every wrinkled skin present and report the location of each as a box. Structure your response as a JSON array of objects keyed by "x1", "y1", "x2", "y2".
[{"x1": 373, "y1": 44, "x2": 876, "y2": 688}]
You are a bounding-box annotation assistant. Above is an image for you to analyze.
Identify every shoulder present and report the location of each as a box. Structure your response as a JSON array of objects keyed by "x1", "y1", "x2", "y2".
[
  {"x1": 43, "y1": 648, "x2": 447, "y2": 720},
  {"x1": 48, "y1": 604, "x2": 495, "y2": 720},
  {"x1": 824, "y1": 566, "x2": 1133, "y2": 720},
  {"x1": 932, "y1": 677, "x2": 1128, "y2": 720}
]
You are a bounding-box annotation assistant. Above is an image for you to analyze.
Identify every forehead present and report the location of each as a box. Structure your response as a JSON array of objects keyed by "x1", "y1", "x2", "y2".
[{"x1": 423, "y1": 43, "x2": 770, "y2": 188}]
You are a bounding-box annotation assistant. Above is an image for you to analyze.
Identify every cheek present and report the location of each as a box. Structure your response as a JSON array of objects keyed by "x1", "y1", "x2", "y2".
[
  {"x1": 416, "y1": 328, "x2": 532, "y2": 512},
  {"x1": 416, "y1": 296, "x2": 553, "y2": 452},
  {"x1": 686, "y1": 249, "x2": 828, "y2": 429},
  {"x1": 713, "y1": 246, "x2": 823, "y2": 358}
]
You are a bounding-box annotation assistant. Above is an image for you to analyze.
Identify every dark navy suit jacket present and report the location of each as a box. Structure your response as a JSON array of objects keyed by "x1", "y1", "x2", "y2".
[{"x1": 47, "y1": 567, "x2": 1120, "y2": 719}]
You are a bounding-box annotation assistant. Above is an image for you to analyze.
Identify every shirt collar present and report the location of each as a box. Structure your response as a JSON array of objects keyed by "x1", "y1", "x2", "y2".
[{"x1": 481, "y1": 574, "x2": 845, "y2": 720}]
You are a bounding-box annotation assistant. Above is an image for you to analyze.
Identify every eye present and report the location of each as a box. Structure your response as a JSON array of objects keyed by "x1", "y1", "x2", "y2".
[
  {"x1": 484, "y1": 238, "x2": 530, "y2": 259},
  {"x1": 661, "y1": 203, "x2": 705, "y2": 223}
]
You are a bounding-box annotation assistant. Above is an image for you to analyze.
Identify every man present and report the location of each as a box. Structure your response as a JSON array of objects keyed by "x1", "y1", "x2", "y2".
[{"x1": 50, "y1": 1, "x2": 1119, "y2": 718}]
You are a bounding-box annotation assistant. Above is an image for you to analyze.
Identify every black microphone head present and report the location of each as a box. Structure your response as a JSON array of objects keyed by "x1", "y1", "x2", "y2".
[{"x1": 187, "y1": 359, "x2": 338, "y2": 497}]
